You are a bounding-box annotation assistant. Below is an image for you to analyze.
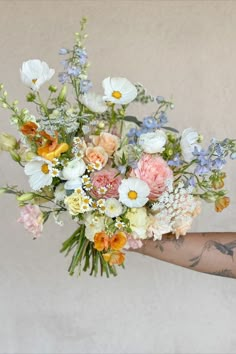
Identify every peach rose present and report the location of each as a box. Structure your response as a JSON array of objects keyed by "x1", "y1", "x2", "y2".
[
  {"x1": 84, "y1": 146, "x2": 108, "y2": 168},
  {"x1": 92, "y1": 132, "x2": 120, "y2": 155},
  {"x1": 131, "y1": 154, "x2": 173, "y2": 200}
]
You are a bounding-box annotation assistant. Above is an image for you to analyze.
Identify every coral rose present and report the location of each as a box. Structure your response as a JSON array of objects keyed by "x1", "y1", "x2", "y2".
[
  {"x1": 131, "y1": 154, "x2": 173, "y2": 200},
  {"x1": 90, "y1": 168, "x2": 122, "y2": 199},
  {"x1": 92, "y1": 132, "x2": 120, "y2": 155},
  {"x1": 85, "y1": 146, "x2": 108, "y2": 168}
]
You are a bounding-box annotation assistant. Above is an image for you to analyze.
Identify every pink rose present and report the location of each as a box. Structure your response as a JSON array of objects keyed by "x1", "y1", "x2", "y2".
[
  {"x1": 131, "y1": 154, "x2": 173, "y2": 200},
  {"x1": 90, "y1": 168, "x2": 122, "y2": 199},
  {"x1": 18, "y1": 204, "x2": 43, "y2": 238},
  {"x1": 92, "y1": 132, "x2": 120, "y2": 155}
]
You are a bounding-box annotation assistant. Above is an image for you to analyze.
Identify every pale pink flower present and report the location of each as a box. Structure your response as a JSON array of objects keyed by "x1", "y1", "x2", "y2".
[
  {"x1": 92, "y1": 132, "x2": 120, "y2": 156},
  {"x1": 172, "y1": 215, "x2": 193, "y2": 239},
  {"x1": 124, "y1": 235, "x2": 143, "y2": 250},
  {"x1": 90, "y1": 168, "x2": 122, "y2": 199},
  {"x1": 131, "y1": 154, "x2": 173, "y2": 200},
  {"x1": 18, "y1": 204, "x2": 43, "y2": 238}
]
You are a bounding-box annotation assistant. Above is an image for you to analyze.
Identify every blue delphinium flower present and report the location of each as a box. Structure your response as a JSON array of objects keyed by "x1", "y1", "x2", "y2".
[
  {"x1": 59, "y1": 48, "x2": 69, "y2": 55},
  {"x1": 156, "y1": 96, "x2": 165, "y2": 104},
  {"x1": 186, "y1": 176, "x2": 196, "y2": 187},
  {"x1": 193, "y1": 146, "x2": 212, "y2": 175},
  {"x1": 156, "y1": 111, "x2": 168, "y2": 128},
  {"x1": 67, "y1": 66, "x2": 81, "y2": 77},
  {"x1": 58, "y1": 72, "x2": 69, "y2": 84},
  {"x1": 75, "y1": 48, "x2": 88, "y2": 65},
  {"x1": 143, "y1": 116, "x2": 158, "y2": 130},
  {"x1": 167, "y1": 153, "x2": 183, "y2": 167},
  {"x1": 80, "y1": 79, "x2": 93, "y2": 94}
]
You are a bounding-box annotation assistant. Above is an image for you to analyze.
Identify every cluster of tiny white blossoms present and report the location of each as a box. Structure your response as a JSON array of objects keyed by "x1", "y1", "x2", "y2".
[{"x1": 152, "y1": 180, "x2": 201, "y2": 238}]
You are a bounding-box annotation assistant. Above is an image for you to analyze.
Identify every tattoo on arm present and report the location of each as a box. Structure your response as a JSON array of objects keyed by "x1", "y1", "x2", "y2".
[
  {"x1": 206, "y1": 269, "x2": 236, "y2": 279},
  {"x1": 189, "y1": 240, "x2": 236, "y2": 268},
  {"x1": 155, "y1": 236, "x2": 185, "y2": 253}
]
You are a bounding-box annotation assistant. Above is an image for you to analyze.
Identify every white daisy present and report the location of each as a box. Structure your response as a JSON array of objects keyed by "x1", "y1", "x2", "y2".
[
  {"x1": 20, "y1": 59, "x2": 55, "y2": 91},
  {"x1": 102, "y1": 77, "x2": 137, "y2": 105},
  {"x1": 104, "y1": 198, "x2": 123, "y2": 218},
  {"x1": 24, "y1": 157, "x2": 53, "y2": 191},
  {"x1": 118, "y1": 177, "x2": 150, "y2": 208},
  {"x1": 79, "y1": 92, "x2": 108, "y2": 113}
]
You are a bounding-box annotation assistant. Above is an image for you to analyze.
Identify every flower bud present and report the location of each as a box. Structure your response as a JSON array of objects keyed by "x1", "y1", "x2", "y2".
[
  {"x1": 0, "y1": 84, "x2": 4, "y2": 90},
  {"x1": 1, "y1": 103, "x2": 7, "y2": 108},
  {"x1": 98, "y1": 122, "x2": 105, "y2": 129},
  {"x1": 16, "y1": 193, "x2": 35, "y2": 202},
  {"x1": 58, "y1": 85, "x2": 67, "y2": 103},
  {"x1": 211, "y1": 172, "x2": 226, "y2": 190},
  {"x1": 215, "y1": 196, "x2": 230, "y2": 212},
  {"x1": 26, "y1": 92, "x2": 36, "y2": 102},
  {"x1": 10, "y1": 150, "x2": 21, "y2": 162},
  {"x1": 0, "y1": 133, "x2": 17, "y2": 151},
  {"x1": 3, "y1": 91, "x2": 7, "y2": 97},
  {"x1": 0, "y1": 187, "x2": 7, "y2": 195},
  {"x1": 48, "y1": 85, "x2": 57, "y2": 93}
]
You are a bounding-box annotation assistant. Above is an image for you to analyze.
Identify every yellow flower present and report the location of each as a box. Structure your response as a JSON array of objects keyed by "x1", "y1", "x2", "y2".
[
  {"x1": 103, "y1": 251, "x2": 125, "y2": 265},
  {"x1": 110, "y1": 232, "x2": 127, "y2": 251},
  {"x1": 64, "y1": 191, "x2": 89, "y2": 215}
]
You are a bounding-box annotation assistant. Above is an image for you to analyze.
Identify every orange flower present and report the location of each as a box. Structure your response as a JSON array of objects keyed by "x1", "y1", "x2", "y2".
[
  {"x1": 37, "y1": 131, "x2": 69, "y2": 161},
  {"x1": 94, "y1": 231, "x2": 109, "y2": 251},
  {"x1": 20, "y1": 121, "x2": 38, "y2": 137},
  {"x1": 110, "y1": 231, "x2": 127, "y2": 251},
  {"x1": 37, "y1": 142, "x2": 69, "y2": 161},
  {"x1": 103, "y1": 251, "x2": 125, "y2": 265},
  {"x1": 215, "y1": 196, "x2": 230, "y2": 212}
]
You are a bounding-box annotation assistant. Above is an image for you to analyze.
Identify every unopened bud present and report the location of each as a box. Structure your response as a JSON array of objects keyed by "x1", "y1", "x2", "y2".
[
  {"x1": 58, "y1": 85, "x2": 67, "y2": 103},
  {"x1": 9, "y1": 150, "x2": 21, "y2": 162},
  {"x1": 49, "y1": 85, "x2": 57, "y2": 93},
  {"x1": 16, "y1": 193, "x2": 34, "y2": 202}
]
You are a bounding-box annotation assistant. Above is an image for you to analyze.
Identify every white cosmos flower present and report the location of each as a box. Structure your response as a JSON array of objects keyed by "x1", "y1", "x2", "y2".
[
  {"x1": 62, "y1": 158, "x2": 86, "y2": 180},
  {"x1": 118, "y1": 177, "x2": 150, "y2": 208},
  {"x1": 79, "y1": 92, "x2": 107, "y2": 113},
  {"x1": 102, "y1": 77, "x2": 137, "y2": 105},
  {"x1": 138, "y1": 130, "x2": 167, "y2": 154},
  {"x1": 181, "y1": 128, "x2": 201, "y2": 162},
  {"x1": 20, "y1": 59, "x2": 55, "y2": 91},
  {"x1": 104, "y1": 198, "x2": 123, "y2": 218},
  {"x1": 24, "y1": 157, "x2": 53, "y2": 191}
]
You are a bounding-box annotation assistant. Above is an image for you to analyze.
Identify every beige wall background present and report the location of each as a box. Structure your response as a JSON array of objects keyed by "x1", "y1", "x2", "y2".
[{"x1": 1, "y1": 1, "x2": 236, "y2": 353}]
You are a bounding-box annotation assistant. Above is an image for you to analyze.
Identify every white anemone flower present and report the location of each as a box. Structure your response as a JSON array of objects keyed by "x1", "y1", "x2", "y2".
[
  {"x1": 64, "y1": 178, "x2": 83, "y2": 190},
  {"x1": 24, "y1": 157, "x2": 53, "y2": 190},
  {"x1": 180, "y1": 128, "x2": 201, "y2": 162},
  {"x1": 79, "y1": 92, "x2": 107, "y2": 113},
  {"x1": 102, "y1": 77, "x2": 137, "y2": 105},
  {"x1": 62, "y1": 158, "x2": 86, "y2": 180},
  {"x1": 20, "y1": 59, "x2": 55, "y2": 91},
  {"x1": 118, "y1": 177, "x2": 150, "y2": 208}
]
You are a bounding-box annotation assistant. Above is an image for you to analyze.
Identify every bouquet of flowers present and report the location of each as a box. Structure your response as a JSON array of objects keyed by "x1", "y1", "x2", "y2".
[{"x1": 0, "y1": 18, "x2": 236, "y2": 277}]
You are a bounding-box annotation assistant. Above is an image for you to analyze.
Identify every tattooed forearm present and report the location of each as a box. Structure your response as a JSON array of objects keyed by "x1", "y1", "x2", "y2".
[
  {"x1": 206, "y1": 269, "x2": 236, "y2": 279},
  {"x1": 189, "y1": 239, "x2": 236, "y2": 268},
  {"x1": 133, "y1": 233, "x2": 236, "y2": 279},
  {"x1": 155, "y1": 235, "x2": 185, "y2": 252}
]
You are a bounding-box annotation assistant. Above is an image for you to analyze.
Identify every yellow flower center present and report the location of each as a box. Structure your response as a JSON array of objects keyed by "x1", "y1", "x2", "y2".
[
  {"x1": 32, "y1": 78, "x2": 38, "y2": 84},
  {"x1": 128, "y1": 190, "x2": 138, "y2": 200},
  {"x1": 41, "y1": 163, "x2": 49, "y2": 174},
  {"x1": 112, "y1": 91, "x2": 122, "y2": 99}
]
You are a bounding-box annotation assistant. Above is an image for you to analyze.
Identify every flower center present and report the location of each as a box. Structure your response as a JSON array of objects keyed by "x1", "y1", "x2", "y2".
[
  {"x1": 41, "y1": 163, "x2": 49, "y2": 174},
  {"x1": 112, "y1": 91, "x2": 122, "y2": 99},
  {"x1": 128, "y1": 190, "x2": 138, "y2": 200},
  {"x1": 32, "y1": 78, "x2": 38, "y2": 84}
]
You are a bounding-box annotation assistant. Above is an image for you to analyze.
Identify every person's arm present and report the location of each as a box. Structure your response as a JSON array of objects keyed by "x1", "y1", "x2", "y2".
[{"x1": 132, "y1": 232, "x2": 236, "y2": 279}]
